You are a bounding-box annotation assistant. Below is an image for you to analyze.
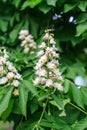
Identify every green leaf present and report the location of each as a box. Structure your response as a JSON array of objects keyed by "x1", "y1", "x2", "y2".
[
  {"x1": 12, "y1": 99, "x2": 22, "y2": 114},
  {"x1": 22, "y1": 80, "x2": 37, "y2": 96},
  {"x1": 56, "y1": 24, "x2": 75, "y2": 42},
  {"x1": 49, "y1": 100, "x2": 63, "y2": 110},
  {"x1": 71, "y1": 83, "x2": 84, "y2": 109},
  {"x1": 0, "y1": 36, "x2": 6, "y2": 42},
  {"x1": 77, "y1": 13, "x2": 87, "y2": 24},
  {"x1": 0, "y1": 19, "x2": 8, "y2": 32},
  {"x1": 1, "y1": 99, "x2": 14, "y2": 121},
  {"x1": 63, "y1": 79, "x2": 71, "y2": 93},
  {"x1": 52, "y1": 94, "x2": 64, "y2": 109},
  {"x1": 74, "y1": 117, "x2": 87, "y2": 130},
  {"x1": 12, "y1": 0, "x2": 22, "y2": 8},
  {"x1": 30, "y1": 98, "x2": 38, "y2": 114},
  {"x1": 65, "y1": 104, "x2": 80, "y2": 124},
  {"x1": 47, "y1": 0, "x2": 57, "y2": 6},
  {"x1": 21, "y1": 17, "x2": 30, "y2": 30},
  {"x1": 40, "y1": 118, "x2": 70, "y2": 129},
  {"x1": 78, "y1": 1, "x2": 87, "y2": 12},
  {"x1": 64, "y1": 4, "x2": 76, "y2": 13},
  {"x1": 19, "y1": 84, "x2": 28, "y2": 117},
  {"x1": 62, "y1": 126, "x2": 72, "y2": 130},
  {"x1": 66, "y1": 62, "x2": 85, "y2": 79},
  {"x1": 38, "y1": 91, "x2": 50, "y2": 101},
  {"x1": 0, "y1": 87, "x2": 13, "y2": 116},
  {"x1": 9, "y1": 22, "x2": 23, "y2": 44},
  {"x1": 39, "y1": 2, "x2": 52, "y2": 14},
  {"x1": 30, "y1": 17, "x2": 39, "y2": 39},
  {"x1": 76, "y1": 22, "x2": 87, "y2": 36},
  {"x1": 40, "y1": 119, "x2": 59, "y2": 129},
  {"x1": 22, "y1": 0, "x2": 42, "y2": 9},
  {"x1": 71, "y1": 36, "x2": 82, "y2": 46},
  {"x1": 81, "y1": 87, "x2": 87, "y2": 105}
]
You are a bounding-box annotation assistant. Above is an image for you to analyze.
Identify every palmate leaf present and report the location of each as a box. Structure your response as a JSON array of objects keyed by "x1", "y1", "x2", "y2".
[
  {"x1": 77, "y1": 13, "x2": 87, "y2": 24},
  {"x1": 22, "y1": 80, "x2": 38, "y2": 96},
  {"x1": 9, "y1": 22, "x2": 23, "y2": 44},
  {"x1": 12, "y1": 0, "x2": 22, "y2": 8},
  {"x1": 1, "y1": 99, "x2": 14, "y2": 121},
  {"x1": 74, "y1": 117, "x2": 87, "y2": 130},
  {"x1": 47, "y1": 0, "x2": 57, "y2": 6},
  {"x1": 71, "y1": 83, "x2": 84, "y2": 109},
  {"x1": 63, "y1": 4, "x2": 76, "y2": 13},
  {"x1": 0, "y1": 18, "x2": 8, "y2": 32},
  {"x1": 76, "y1": 21, "x2": 87, "y2": 36},
  {"x1": 52, "y1": 94, "x2": 64, "y2": 110},
  {"x1": 19, "y1": 83, "x2": 28, "y2": 117},
  {"x1": 29, "y1": 17, "x2": 39, "y2": 39},
  {"x1": 38, "y1": 91, "x2": 50, "y2": 101},
  {"x1": 0, "y1": 86, "x2": 14, "y2": 116},
  {"x1": 30, "y1": 98, "x2": 38, "y2": 114},
  {"x1": 81, "y1": 87, "x2": 87, "y2": 105},
  {"x1": 78, "y1": 1, "x2": 87, "y2": 12},
  {"x1": 39, "y1": 2, "x2": 52, "y2": 14},
  {"x1": 22, "y1": 0, "x2": 42, "y2": 9},
  {"x1": 40, "y1": 119, "x2": 72, "y2": 130}
]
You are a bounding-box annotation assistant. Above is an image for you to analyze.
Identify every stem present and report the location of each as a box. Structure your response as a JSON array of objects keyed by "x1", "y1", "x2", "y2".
[
  {"x1": 38, "y1": 99, "x2": 48, "y2": 124},
  {"x1": 69, "y1": 102, "x2": 87, "y2": 115},
  {"x1": 32, "y1": 99, "x2": 48, "y2": 130},
  {"x1": 19, "y1": 116, "x2": 24, "y2": 126}
]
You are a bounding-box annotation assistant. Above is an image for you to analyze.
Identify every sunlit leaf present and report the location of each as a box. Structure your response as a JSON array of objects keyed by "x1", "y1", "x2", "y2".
[
  {"x1": 0, "y1": 87, "x2": 14, "y2": 116},
  {"x1": 47, "y1": 0, "x2": 57, "y2": 6},
  {"x1": 22, "y1": 0, "x2": 42, "y2": 9},
  {"x1": 64, "y1": 4, "x2": 76, "y2": 13},
  {"x1": 76, "y1": 22, "x2": 87, "y2": 36},
  {"x1": 19, "y1": 84, "x2": 28, "y2": 117},
  {"x1": 74, "y1": 117, "x2": 87, "y2": 130}
]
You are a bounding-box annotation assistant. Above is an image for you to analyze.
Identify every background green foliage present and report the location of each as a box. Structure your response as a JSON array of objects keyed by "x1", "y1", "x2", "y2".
[{"x1": 0, "y1": 0, "x2": 87, "y2": 130}]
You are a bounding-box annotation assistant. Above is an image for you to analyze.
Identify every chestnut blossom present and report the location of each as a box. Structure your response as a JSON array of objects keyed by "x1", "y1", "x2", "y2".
[
  {"x1": 13, "y1": 89, "x2": 19, "y2": 96},
  {"x1": 43, "y1": 33, "x2": 48, "y2": 40},
  {"x1": 0, "y1": 77, "x2": 8, "y2": 85},
  {"x1": 40, "y1": 78, "x2": 46, "y2": 84},
  {"x1": 39, "y1": 55, "x2": 48, "y2": 63},
  {"x1": 12, "y1": 80, "x2": 20, "y2": 87},
  {"x1": 46, "y1": 62, "x2": 56, "y2": 70},
  {"x1": 46, "y1": 79, "x2": 53, "y2": 87},
  {"x1": 50, "y1": 39, "x2": 56, "y2": 44},
  {"x1": 39, "y1": 42, "x2": 46, "y2": 49},
  {"x1": 0, "y1": 66, "x2": 6, "y2": 75},
  {"x1": 19, "y1": 30, "x2": 28, "y2": 36},
  {"x1": 7, "y1": 72, "x2": 14, "y2": 79},
  {"x1": 37, "y1": 50, "x2": 44, "y2": 57},
  {"x1": 33, "y1": 77, "x2": 41, "y2": 85},
  {"x1": 33, "y1": 29, "x2": 63, "y2": 91},
  {"x1": 0, "y1": 48, "x2": 22, "y2": 96},
  {"x1": 53, "y1": 83, "x2": 63, "y2": 91},
  {"x1": 35, "y1": 68, "x2": 47, "y2": 77},
  {"x1": 34, "y1": 62, "x2": 43, "y2": 70},
  {"x1": 19, "y1": 30, "x2": 36, "y2": 54}
]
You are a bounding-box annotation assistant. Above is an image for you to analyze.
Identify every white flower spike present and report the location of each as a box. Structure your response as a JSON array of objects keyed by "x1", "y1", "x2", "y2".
[
  {"x1": 33, "y1": 29, "x2": 63, "y2": 91},
  {"x1": 0, "y1": 48, "x2": 22, "y2": 96},
  {"x1": 19, "y1": 30, "x2": 37, "y2": 54}
]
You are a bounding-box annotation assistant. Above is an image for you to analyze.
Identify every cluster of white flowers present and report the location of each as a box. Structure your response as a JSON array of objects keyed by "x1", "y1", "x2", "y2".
[
  {"x1": 33, "y1": 29, "x2": 63, "y2": 91},
  {"x1": 19, "y1": 30, "x2": 36, "y2": 54},
  {"x1": 0, "y1": 48, "x2": 22, "y2": 96}
]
